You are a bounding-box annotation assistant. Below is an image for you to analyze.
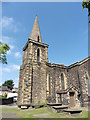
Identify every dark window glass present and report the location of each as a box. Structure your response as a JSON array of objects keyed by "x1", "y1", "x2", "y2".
[
  {"x1": 37, "y1": 48, "x2": 40, "y2": 62},
  {"x1": 61, "y1": 73, "x2": 65, "y2": 90},
  {"x1": 37, "y1": 36, "x2": 39, "y2": 42},
  {"x1": 49, "y1": 75, "x2": 51, "y2": 95}
]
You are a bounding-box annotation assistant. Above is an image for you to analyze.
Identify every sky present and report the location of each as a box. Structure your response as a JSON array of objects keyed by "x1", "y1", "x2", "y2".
[{"x1": 1, "y1": 2, "x2": 88, "y2": 87}]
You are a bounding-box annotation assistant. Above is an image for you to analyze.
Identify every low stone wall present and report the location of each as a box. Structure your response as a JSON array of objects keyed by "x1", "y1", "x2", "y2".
[{"x1": 0, "y1": 97, "x2": 14, "y2": 105}]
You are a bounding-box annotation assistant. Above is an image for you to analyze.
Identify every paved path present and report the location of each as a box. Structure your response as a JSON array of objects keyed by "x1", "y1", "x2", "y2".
[
  {"x1": 0, "y1": 103, "x2": 17, "y2": 108},
  {"x1": 2, "y1": 112, "x2": 20, "y2": 118},
  {"x1": 33, "y1": 113, "x2": 52, "y2": 118},
  {"x1": 80, "y1": 107, "x2": 89, "y2": 111},
  {"x1": 0, "y1": 104, "x2": 21, "y2": 119}
]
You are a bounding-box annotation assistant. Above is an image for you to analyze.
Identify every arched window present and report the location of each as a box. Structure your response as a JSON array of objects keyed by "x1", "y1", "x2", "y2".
[
  {"x1": 86, "y1": 75, "x2": 90, "y2": 94},
  {"x1": 86, "y1": 76, "x2": 88, "y2": 88},
  {"x1": 61, "y1": 73, "x2": 65, "y2": 90},
  {"x1": 47, "y1": 74, "x2": 49, "y2": 92},
  {"x1": 49, "y1": 75, "x2": 51, "y2": 95},
  {"x1": 47, "y1": 74, "x2": 51, "y2": 96},
  {"x1": 37, "y1": 48, "x2": 40, "y2": 62},
  {"x1": 46, "y1": 74, "x2": 51, "y2": 95}
]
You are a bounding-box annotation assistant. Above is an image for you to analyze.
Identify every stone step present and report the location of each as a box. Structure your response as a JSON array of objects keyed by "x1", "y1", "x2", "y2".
[
  {"x1": 47, "y1": 103, "x2": 62, "y2": 106},
  {"x1": 52, "y1": 105, "x2": 68, "y2": 109},
  {"x1": 63, "y1": 108, "x2": 82, "y2": 115},
  {"x1": 52, "y1": 105, "x2": 68, "y2": 113},
  {"x1": 48, "y1": 105, "x2": 68, "y2": 113},
  {"x1": 18, "y1": 104, "x2": 30, "y2": 109},
  {"x1": 32, "y1": 104, "x2": 44, "y2": 108}
]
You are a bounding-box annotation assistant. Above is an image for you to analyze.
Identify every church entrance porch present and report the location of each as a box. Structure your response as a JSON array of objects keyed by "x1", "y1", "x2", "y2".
[
  {"x1": 69, "y1": 92, "x2": 75, "y2": 108},
  {"x1": 56, "y1": 91, "x2": 68, "y2": 105}
]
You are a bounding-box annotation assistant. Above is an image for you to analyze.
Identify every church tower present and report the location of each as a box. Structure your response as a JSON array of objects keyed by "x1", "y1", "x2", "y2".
[{"x1": 18, "y1": 16, "x2": 48, "y2": 105}]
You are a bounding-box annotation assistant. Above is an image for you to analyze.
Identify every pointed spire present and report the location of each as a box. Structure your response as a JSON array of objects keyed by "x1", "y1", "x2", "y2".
[{"x1": 29, "y1": 16, "x2": 42, "y2": 42}]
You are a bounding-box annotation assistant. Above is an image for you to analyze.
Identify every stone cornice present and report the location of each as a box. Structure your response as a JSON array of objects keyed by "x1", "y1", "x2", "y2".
[
  {"x1": 68, "y1": 56, "x2": 90, "y2": 68},
  {"x1": 23, "y1": 41, "x2": 29, "y2": 51},
  {"x1": 23, "y1": 38, "x2": 48, "y2": 51},
  {"x1": 46, "y1": 56, "x2": 90, "y2": 69},
  {"x1": 28, "y1": 38, "x2": 48, "y2": 47},
  {"x1": 46, "y1": 62, "x2": 67, "y2": 69}
]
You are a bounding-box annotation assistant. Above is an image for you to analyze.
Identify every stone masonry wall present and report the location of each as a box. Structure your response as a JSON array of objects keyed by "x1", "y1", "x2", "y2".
[
  {"x1": 46, "y1": 64, "x2": 69, "y2": 104},
  {"x1": 46, "y1": 58, "x2": 90, "y2": 107},
  {"x1": 18, "y1": 38, "x2": 90, "y2": 106}
]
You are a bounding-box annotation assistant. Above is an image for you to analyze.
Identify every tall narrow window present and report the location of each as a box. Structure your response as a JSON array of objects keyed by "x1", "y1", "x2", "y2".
[
  {"x1": 86, "y1": 76, "x2": 90, "y2": 94},
  {"x1": 37, "y1": 48, "x2": 40, "y2": 62},
  {"x1": 49, "y1": 75, "x2": 51, "y2": 95},
  {"x1": 47, "y1": 74, "x2": 51, "y2": 95},
  {"x1": 61, "y1": 73, "x2": 65, "y2": 90},
  {"x1": 47, "y1": 74, "x2": 49, "y2": 92},
  {"x1": 37, "y1": 36, "x2": 39, "y2": 42}
]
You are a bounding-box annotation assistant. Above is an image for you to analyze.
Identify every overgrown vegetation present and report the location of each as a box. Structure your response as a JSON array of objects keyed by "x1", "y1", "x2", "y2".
[
  {"x1": 0, "y1": 93, "x2": 7, "y2": 99},
  {"x1": 0, "y1": 41, "x2": 10, "y2": 64},
  {"x1": 3, "y1": 92, "x2": 7, "y2": 98},
  {"x1": 82, "y1": 0, "x2": 90, "y2": 16},
  {"x1": 2, "y1": 80, "x2": 14, "y2": 90}
]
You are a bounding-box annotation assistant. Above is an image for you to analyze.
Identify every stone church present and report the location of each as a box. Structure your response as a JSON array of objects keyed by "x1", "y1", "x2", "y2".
[{"x1": 18, "y1": 16, "x2": 90, "y2": 107}]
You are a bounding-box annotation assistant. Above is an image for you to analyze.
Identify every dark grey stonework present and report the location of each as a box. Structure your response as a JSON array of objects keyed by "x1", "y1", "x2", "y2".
[{"x1": 17, "y1": 16, "x2": 90, "y2": 108}]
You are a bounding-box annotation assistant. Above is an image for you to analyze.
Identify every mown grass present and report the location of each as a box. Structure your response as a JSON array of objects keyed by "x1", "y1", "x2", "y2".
[{"x1": 2, "y1": 106, "x2": 89, "y2": 119}]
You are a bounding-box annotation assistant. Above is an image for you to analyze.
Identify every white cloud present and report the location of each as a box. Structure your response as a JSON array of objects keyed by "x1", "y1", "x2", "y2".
[
  {"x1": 2, "y1": 64, "x2": 20, "y2": 73},
  {"x1": 12, "y1": 64, "x2": 20, "y2": 70},
  {"x1": 0, "y1": 81, "x2": 3, "y2": 86},
  {"x1": 0, "y1": 36, "x2": 15, "y2": 44},
  {"x1": 15, "y1": 52, "x2": 21, "y2": 58},
  {"x1": 7, "y1": 45, "x2": 14, "y2": 55},
  {"x1": 14, "y1": 82, "x2": 19, "y2": 88},
  {"x1": 13, "y1": 78, "x2": 19, "y2": 88},
  {"x1": 9, "y1": 45, "x2": 14, "y2": 49},
  {"x1": 0, "y1": 16, "x2": 18, "y2": 32},
  {"x1": 1, "y1": 16, "x2": 13, "y2": 28},
  {"x1": 0, "y1": 67, "x2": 2, "y2": 73},
  {"x1": 15, "y1": 77, "x2": 19, "y2": 81},
  {"x1": 7, "y1": 50, "x2": 11, "y2": 55},
  {"x1": 3, "y1": 67, "x2": 11, "y2": 73}
]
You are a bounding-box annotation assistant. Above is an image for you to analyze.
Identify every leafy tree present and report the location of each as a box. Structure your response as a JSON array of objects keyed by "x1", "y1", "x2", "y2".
[
  {"x1": 0, "y1": 41, "x2": 10, "y2": 64},
  {"x1": 82, "y1": 0, "x2": 90, "y2": 16},
  {"x1": 2, "y1": 80, "x2": 14, "y2": 90}
]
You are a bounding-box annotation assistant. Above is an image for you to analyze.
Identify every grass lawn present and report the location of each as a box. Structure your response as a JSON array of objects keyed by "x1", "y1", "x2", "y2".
[{"x1": 1, "y1": 106, "x2": 89, "y2": 119}]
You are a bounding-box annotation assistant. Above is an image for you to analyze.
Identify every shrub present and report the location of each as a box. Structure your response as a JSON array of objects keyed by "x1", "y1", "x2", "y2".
[{"x1": 4, "y1": 93, "x2": 7, "y2": 98}]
